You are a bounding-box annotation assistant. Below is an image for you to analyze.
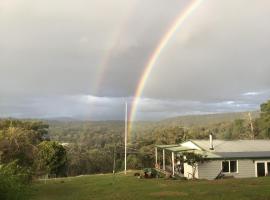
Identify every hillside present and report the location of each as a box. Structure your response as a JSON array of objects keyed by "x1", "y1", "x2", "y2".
[
  {"x1": 46, "y1": 112, "x2": 259, "y2": 142},
  {"x1": 30, "y1": 172, "x2": 270, "y2": 200},
  {"x1": 158, "y1": 111, "x2": 260, "y2": 127}
]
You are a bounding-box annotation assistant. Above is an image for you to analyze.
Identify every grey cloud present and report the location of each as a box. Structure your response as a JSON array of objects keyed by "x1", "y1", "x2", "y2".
[
  {"x1": 1, "y1": 91, "x2": 268, "y2": 121},
  {"x1": 0, "y1": 0, "x2": 270, "y2": 120},
  {"x1": 0, "y1": 95, "x2": 127, "y2": 120},
  {"x1": 143, "y1": 0, "x2": 270, "y2": 102},
  {"x1": 0, "y1": 0, "x2": 187, "y2": 97}
]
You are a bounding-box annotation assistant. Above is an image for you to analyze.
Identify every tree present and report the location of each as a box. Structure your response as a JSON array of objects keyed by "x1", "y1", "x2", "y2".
[
  {"x1": 138, "y1": 145, "x2": 154, "y2": 168},
  {"x1": 258, "y1": 100, "x2": 270, "y2": 138},
  {"x1": 0, "y1": 161, "x2": 30, "y2": 200},
  {"x1": 154, "y1": 126, "x2": 186, "y2": 144},
  {"x1": 35, "y1": 141, "x2": 67, "y2": 177},
  {"x1": 0, "y1": 120, "x2": 49, "y2": 168},
  {"x1": 127, "y1": 154, "x2": 141, "y2": 169}
]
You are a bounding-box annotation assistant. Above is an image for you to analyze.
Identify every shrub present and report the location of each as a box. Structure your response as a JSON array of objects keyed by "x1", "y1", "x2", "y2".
[{"x1": 0, "y1": 161, "x2": 29, "y2": 200}]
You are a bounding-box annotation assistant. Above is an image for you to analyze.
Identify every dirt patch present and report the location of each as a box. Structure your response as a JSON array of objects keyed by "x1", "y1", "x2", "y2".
[{"x1": 149, "y1": 191, "x2": 188, "y2": 197}]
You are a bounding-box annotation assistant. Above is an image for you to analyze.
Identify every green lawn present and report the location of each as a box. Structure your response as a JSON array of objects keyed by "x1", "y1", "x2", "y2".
[{"x1": 30, "y1": 172, "x2": 270, "y2": 200}]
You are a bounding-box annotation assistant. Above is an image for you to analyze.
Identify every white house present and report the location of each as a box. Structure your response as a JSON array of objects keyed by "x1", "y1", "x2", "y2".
[{"x1": 155, "y1": 135, "x2": 270, "y2": 180}]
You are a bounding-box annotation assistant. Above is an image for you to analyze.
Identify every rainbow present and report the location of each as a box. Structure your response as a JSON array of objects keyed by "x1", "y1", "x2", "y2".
[
  {"x1": 128, "y1": 0, "x2": 204, "y2": 132},
  {"x1": 92, "y1": 1, "x2": 137, "y2": 95},
  {"x1": 88, "y1": 1, "x2": 136, "y2": 120}
]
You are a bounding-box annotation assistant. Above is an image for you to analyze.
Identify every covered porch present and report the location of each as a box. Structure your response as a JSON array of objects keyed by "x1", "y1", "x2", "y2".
[{"x1": 154, "y1": 144, "x2": 195, "y2": 177}]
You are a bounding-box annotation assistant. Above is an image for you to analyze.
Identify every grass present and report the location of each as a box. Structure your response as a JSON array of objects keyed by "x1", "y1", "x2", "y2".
[{"x1": 30, "y1": 171, "x2": 270, "y2": 200}]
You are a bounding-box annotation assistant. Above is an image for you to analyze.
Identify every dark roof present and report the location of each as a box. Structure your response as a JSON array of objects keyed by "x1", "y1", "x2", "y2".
[{"x1": 216, "y1": 151, "x2": 270, "y2": 159}]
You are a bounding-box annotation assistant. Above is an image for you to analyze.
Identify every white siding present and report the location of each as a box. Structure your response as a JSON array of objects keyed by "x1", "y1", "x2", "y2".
[
  {"x1": 184, "y1": 163, "x2": 198, "y2": 179},
  {"x1": 233, "y1": 160, "x2": 255, "y2": 178},
  {"x1": 198, "y1": 161, "x2": 221, "y2": 180},
  {"x1": 197, "y1": 159, "x2": 257, "y2": 180}
]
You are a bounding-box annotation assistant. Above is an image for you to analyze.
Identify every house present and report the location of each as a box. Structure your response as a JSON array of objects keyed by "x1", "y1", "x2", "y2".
[{"x1": 154, "y1": 135, "x2": 270, "y2": 180}]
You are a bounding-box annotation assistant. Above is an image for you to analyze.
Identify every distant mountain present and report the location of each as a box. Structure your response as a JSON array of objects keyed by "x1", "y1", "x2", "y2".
[
  {"x1": 157, "y1": 111, "x2": 260, "y2": 127},
  {"x1": 1, "y1": 111, "x2": 260, "y2": 129}
]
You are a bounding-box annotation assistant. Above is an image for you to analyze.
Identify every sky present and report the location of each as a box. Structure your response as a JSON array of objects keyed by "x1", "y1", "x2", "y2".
[{"x1": 0, "y1": 0, "x2": 270, "y2": 121}]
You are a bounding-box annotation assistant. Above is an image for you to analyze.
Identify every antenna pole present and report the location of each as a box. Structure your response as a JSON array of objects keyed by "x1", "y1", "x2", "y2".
[
  {"x1": 124, "y1": 102, "x2": 128, "y2": 175},
  {"x1": 113, "y1": 143, "x2": 116, "y2": 174}
]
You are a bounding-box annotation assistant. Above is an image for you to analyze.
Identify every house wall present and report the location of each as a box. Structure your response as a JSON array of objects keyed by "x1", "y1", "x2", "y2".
[
  {"x1": 197, "y1": 160, "x2": 221, "y2": 180},
  {"x1": 197, "y1": 159, "x2": 257, "y2": 180},
  {"x1": 184, "y1": 163, "x2": 198, "y2": 179},
  {"x1": 233, "y1": 160, "x2": 255, "y2": 178}
]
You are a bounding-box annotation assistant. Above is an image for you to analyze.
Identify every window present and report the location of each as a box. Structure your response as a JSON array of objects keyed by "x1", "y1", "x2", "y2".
[
  {"x1": 255, "y1": 161, "x2": 270, "y2": 177},
  {"x1": 230, "y1": 161, "x2": 237, "y2": 172},
  {"x1": 222, "y1": 160, "x2": 237, "y2": 173},
  {"x1": 222, "y1": 161, "x2": 229, "y2": 173}
]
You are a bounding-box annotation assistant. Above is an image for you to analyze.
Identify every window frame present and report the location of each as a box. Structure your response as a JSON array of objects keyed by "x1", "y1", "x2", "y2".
[
  {"x1": 221, "y1": 160, "x2": 229, "y2": 173},
  {"x1": 221, "y1": 160, "x2": 238, "y2": 174},
  {"x1": 267, "y1": 162, "x2": 270, "y2": 176},
  {"x1": 230, "y1": 160, "x2": 238, "y2": 173},
  {"x1": 255, "y1": 161, "x2": 270, "y2": 177}
]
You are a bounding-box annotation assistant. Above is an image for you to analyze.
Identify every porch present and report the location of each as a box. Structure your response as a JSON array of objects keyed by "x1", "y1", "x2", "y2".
[{"x1": 154, "y1": 144, "x2": 194, "y2": 177}]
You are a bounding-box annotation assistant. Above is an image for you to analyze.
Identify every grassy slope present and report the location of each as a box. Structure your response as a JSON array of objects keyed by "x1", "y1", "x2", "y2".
[{"x1": 30, "y1": 172, "x2": 270, "y2": 200}]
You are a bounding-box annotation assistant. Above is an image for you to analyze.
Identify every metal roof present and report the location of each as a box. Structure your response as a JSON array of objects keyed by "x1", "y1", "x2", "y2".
[
  {"x1": 165, "y1": 146, "x2": 194, "y2": 152},
  {"x1": 155, "y1": 144, "x2": 179, "y2": 149},
  {"x1": 156, "y1": 140, "x2": 270, "y2": 159},
  {"x1": 196, "y1": 150, "x2": 222, "y2": 159},
  {"x1": 191, "y1": 140, "x2": 270, "y2": 152}
]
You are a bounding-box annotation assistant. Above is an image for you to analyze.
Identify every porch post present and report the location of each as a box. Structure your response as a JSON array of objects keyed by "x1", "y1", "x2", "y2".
[
  {"x1": 172, "y1": 152, "x2": 175, "y2": 176},
  {"x1": 155, "y1": 147, "x2": 158, "y2": 168},
  {"x1": 163, "y1": 149, "x2": 165, "y2": 170}
]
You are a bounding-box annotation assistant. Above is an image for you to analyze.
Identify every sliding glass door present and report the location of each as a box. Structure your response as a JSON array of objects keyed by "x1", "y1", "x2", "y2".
[
  {"x1": 257, "y1": 163, "x2": 265, "y2": 177},
  {"x1": 256, "y1": 161, "x2": 270, "y2": 177}
]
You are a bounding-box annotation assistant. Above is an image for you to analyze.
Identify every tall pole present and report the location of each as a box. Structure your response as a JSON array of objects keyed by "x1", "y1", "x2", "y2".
[
  {"x1": 163, "y1": 149, "x2": 165, "y2": 171},
  {"x1": 155, "y1": 147, "x2": 158, "y2": 168},
  {"x1": 172, "y1": 152, "x2": 175, "y2": 176},
  {"x1": 113, "y1": 144, "x2": 116, "y2": 174},
  {"x1": 124, "y1": 102, "x2": 128, "y2": 175}
]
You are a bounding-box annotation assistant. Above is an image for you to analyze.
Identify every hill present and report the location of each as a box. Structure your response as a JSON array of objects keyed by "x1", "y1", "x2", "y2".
[
  {"x1": 30, "y1": 172, "x2": 270, "y2": 200},
  {"x1": 45, "y1": 111, "x2": 260, "y2": 143},
  {"x1": 158, "y1": 111, "x2": 260, "y2": 127}
]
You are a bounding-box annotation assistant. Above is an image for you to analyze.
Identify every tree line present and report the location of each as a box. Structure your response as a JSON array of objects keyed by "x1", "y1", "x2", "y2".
[{"x1": 0, "y1": 99, "x2": 270, "y2": 199}]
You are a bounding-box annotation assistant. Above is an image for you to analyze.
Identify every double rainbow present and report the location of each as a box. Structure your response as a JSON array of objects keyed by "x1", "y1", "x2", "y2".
[{"x1": 128, "y1": 0, "x2": 204, "y2": 133}]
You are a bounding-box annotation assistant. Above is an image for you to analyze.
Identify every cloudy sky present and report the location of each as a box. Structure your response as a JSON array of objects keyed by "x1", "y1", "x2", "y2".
[{"x1": 1, "y1": 0, "x2": 270, "y2": 120}]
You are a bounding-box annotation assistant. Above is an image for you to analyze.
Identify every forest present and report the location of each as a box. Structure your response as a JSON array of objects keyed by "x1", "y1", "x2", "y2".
[{"x1": 0, "y1": 99, "x2": 270, "y2": 199}]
